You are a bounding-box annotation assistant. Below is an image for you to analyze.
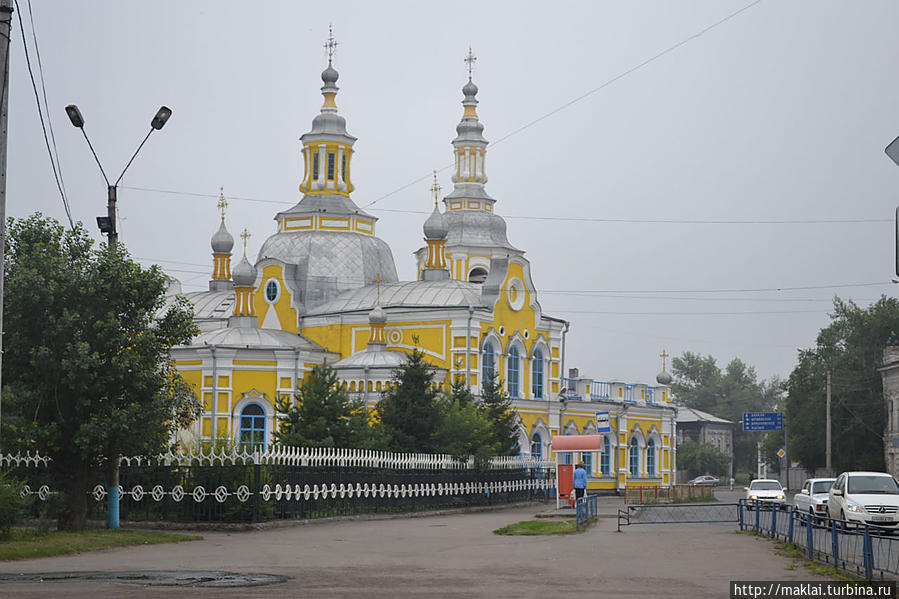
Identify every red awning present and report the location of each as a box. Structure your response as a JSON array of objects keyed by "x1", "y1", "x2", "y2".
[{"x1": 551, "y1": 434, "x2": 606, "y2": 451}]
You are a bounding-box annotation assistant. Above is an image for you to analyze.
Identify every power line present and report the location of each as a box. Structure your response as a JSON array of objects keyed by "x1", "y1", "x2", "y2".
[
  {"x1": 360, "y1": 0, "x2": 764, "y2": 210},
  {"x1": 553, "y1": 309, "x2": 827, "y2": 316},
  {"x1": 119, "y1": 184, "x2": 889, "y2": 227},
  {"x1": 13, "y1": 0, "x2": 71, "y2": 228}
]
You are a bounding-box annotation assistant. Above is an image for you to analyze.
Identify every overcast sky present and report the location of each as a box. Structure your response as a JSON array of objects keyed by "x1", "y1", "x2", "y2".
[{"x1": 7, "y1": 1, "x2": 899, "y2": 387}]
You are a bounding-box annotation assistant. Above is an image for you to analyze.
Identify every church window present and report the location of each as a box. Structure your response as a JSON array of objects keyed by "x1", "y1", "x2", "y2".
[
  {"x1": 532, "y1": 349, "x2": 544, "y2": 399},
  {"x1": 327, "y1": 152, "x2": 335, "y2": 180},
  {"x1": 312, "y1": 153, "x2": 320, "y2": 180},
  {"x1": 531, "y1": 432, "x2": 542, "y2": 458},
  {"x1": 582, "y1": 451, "x2": 592, "y2": 473},
  {"x1": 468, "y1": 267, "x2": 488, "y2": 284},
  {"x1": 265, "y1": 279, "x2": 280, "y2": 303},
  {"x1": 482, "y1": 342, "x2": 495, "y2": 381},
  {"x1": 341, "y1": 154, "x2": 347, "y2": 182},
  {"x1": 629, "y1": 438, "x2": 639, "y2": 477},
  {"x1": 507, "y1": 346, "x2": 520, "y2": 398},
  {"x1": 646, "y1": 438, "x2": 656, "y2": 476},
  {"x1": 239, "y1": 403, "x2": 266, "y2": 450},
  {"x1": 600, "y1": 436, "x2": 611, "y2": 476}
]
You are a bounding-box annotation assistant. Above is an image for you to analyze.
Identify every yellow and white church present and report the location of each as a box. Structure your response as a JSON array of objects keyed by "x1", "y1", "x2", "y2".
[{"x1": 164, "y1": 45, "x2": 678, "y2": 492}]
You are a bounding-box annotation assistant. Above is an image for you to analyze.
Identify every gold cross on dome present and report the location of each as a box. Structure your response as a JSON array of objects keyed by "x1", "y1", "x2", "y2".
[
  {"x1": 660, "y1": 349, "x2": 669, "y2": 372},
  {"x1": 372, "y1": 272, "x2": 383, "y2": 305},
  {"x1": 464, "y1": 47, "x2": 476, "y2": 80},
  {"x1": 429, "y1": 171, "x2": 441, "y2": 207},
  {"x1": 240, "y1": 228, "x2": 251, "y2": 257},
  {"x1": 324, "y1": 25, "x2": 338, "y2": 64},
  {"x1": 217, "y1": 187, "x2": 228, "y2": 222}
]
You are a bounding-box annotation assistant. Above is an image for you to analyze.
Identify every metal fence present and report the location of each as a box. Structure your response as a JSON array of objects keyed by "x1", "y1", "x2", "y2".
[
  {"x1": 2, "y1": 448, "x2": 554, "y2": 524},
  {"x1": 740, "y1": 499, "x2": 899, "y2": 581},
  {"x1": 575, "y1": 494, "x2": 598, "y2": 530},
  {"x1": 617, "y1": 502, "x2": 739, "y2": 531},
  {"x1": 623, "y1": 484, "x2": 714, "y2": 504}
]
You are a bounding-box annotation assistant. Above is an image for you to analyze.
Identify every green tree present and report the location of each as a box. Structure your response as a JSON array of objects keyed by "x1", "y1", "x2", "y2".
[
  {"x1": 671, "y1": 352, "x2": 782, "y2": 475},
  {"x1": 376, "y1": 347, "x2": 443, "y2": 453},
  {"x1": 784, "y1": 297, "x2": 899, "y2": 472},
  {"x1": 1, "y1": 215, "x2": 200, "y2": 530},
  {"x1": 479, "y1": 371, "x2": 519, "y2": 456},
  {"x1": 275, "y1": 363, "x2": 371, "y2": 448},
  {"x1": 676, "y1": 441, "x2": 729, "y2": 478}
]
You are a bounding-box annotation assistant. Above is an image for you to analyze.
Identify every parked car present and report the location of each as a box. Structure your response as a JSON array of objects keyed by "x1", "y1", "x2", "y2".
[
  {"x1": 793, "y1": 477, "x2": 836, "y2": 523},
  {"x1": 688, "y1": 475, "x2": 719, "y2": 487},
  {"x1": 827, "y1": 472, "x2": 899, "y2": 529},
  {"x1": 745, "y1": 479, "x2": 785, "y2": 508}
]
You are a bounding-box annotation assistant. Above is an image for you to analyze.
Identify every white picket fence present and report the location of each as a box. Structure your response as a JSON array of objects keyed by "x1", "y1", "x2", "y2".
[{"x1": 2, "y1": 446, "x2": 554, "y2": 471}]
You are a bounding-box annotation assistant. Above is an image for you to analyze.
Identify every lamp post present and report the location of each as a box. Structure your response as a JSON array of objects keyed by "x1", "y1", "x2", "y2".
[
  {"x1": 65, "y1": 104, "x2": 172, "y2": 249},
  {"x1": 64, "y1": 104, "x2": 171, "y2": 530}
]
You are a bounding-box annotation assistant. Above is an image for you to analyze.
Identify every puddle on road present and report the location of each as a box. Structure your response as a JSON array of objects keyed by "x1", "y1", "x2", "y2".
[{"x1": 0, "y1": 570, "x2": 288, "y2": 587}]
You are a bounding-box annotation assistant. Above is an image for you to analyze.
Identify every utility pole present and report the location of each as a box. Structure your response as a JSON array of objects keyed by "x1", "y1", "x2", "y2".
[
  {"x1": 0, "y1": 0, "x2": 14, "y2": 454},
  {"x1": 826, "y1": 370, "x2": 832, "y2": 473}
]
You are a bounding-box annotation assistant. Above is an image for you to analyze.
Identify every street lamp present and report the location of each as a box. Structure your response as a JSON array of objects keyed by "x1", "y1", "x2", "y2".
[{"x1": 65, "y1": 104, "x2": 172, "y2": 249}]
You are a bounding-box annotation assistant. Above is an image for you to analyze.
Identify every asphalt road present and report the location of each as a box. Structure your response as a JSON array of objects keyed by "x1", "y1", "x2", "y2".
[{"x1": 0, "y1": 498, "x2": 834, "y2": 599}]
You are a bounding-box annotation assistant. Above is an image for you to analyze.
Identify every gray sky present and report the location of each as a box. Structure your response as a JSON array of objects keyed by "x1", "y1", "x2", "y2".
[{"x1": 7, "y1": 1, "x2": 899, "y2": 386}]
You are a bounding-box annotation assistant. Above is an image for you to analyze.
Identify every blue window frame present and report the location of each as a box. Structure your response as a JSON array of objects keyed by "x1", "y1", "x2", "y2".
[
  {"x1": 482, "y1": 342, "x2": 495, "y2": 381},
  {"x1": 239, "y1": 403, "x2": 266, "y2": 450},
  {"x1": 530, "y1": 433, "x2": 542, "y2": 458},
  {"x1": 646, "y1": 438, "x2": 656, "y2": 477},
  {"x1": 600, "y1": 436, "x2": 611, "y2": 476},
  {"x1": 508, "y1": 346, "x2": 520, "y2": 398},
  {"x1": 629, "y1": 438, "x2": 639, "y2": 477},
  {"x1": 532, "y1": 349, "x2": 544, "y2": 399},
  {"x1": 582, "y1": 451, "x2": 592, "y2": 473}
]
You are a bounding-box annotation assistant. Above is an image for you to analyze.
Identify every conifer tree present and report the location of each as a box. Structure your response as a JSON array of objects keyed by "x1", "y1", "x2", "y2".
[
  {"x1": 377, "y1": 348, "x2": 443, "y2": 453},
  {"x1": 479, "y1": 371, "x2": 519, "y2": 456},
  {"x1": 276, "y1": 363, "x2": 370, "y2": 448}
]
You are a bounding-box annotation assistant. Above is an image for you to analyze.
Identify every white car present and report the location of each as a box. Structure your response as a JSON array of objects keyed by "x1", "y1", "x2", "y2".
[
  {"x1": 827, "y1": 472, "x2": 899, "y2": 528},
  {"x1": 793, "y1": 478, "x2": 836, "y2": 522},
  {"x1": 745, "y1": 479, "x2": 786, "y2": 508}
]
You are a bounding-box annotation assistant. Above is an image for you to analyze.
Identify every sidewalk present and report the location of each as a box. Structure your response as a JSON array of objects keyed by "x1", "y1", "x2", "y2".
[{"x1": 0, "y1": 499, "x2": 831, "y2": 598}]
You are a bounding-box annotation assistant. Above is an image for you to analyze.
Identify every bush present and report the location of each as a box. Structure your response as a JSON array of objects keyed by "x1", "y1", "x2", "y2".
[{"x1": 0, "y1": 473, "x2": 26, "y2": 538}]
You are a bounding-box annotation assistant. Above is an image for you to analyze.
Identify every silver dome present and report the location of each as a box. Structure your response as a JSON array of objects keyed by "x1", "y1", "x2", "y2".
[
  {"x1": 463, "y1": 79, "x2": 478, "y2": 98},
  {"x1": 423, "y1": 204, "x2": 448, "y2": 240},
  {"x1": 211, "y1": 221, "x2": 234, "y2": 254},
  {"x1": 232, "y1": 256, "x2": 256, "y2": 287},
  {"x1": 368, "y1": 304, "x2": 387, "y2": 324},
  {"x1": 321, "y1": 65, "x2": 339, "y2": 85},
  {"x1": 257, "y1": 230, "x2": 398, "y2": 310},
  {"x1": 443, "y1": 209, "x2": 518, "y2": 251},
  {"x1": 656, "y1": 371, "x2": 673, "y2": 386}
]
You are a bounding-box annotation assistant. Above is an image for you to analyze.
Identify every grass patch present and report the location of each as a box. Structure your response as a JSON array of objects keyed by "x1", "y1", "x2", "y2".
[
  {"x1": 737, "y1": 530, "x2": 858, "y2": 582},
  {"x1": 0, "y1": 528, "x2": 202, "y2": 561},
  {"x1": 494, "y1": 518, "x2": 596, "y2": 535}
]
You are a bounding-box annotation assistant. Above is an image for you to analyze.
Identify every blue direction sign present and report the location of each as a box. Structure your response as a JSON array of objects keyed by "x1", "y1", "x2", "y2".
[{"x1": 743, "y1": 412, "x2": 784, "y2": 431}]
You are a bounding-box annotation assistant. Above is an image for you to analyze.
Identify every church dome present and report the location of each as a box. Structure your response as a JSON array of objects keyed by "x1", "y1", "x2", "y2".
[
  {"x1": 423, "y1": 204, "x2": 448, "y2": 240},
  {"x1": 211, "y1": 221, "x2": 234, "y2": 254},
  {"x1": 257, "y1": 230, "x2": 398, "y2": 310},
  {"x1": 322, "y1": 64, "x2": 339, "y2": 85},
  {"x1": 656, "y1": 371, "x2": 673, "y2": 386},
  {"x1": 463, "y1": 79, "x2": 478, "y2": 98},
  {"x1": 369, "y1": 304, "x2": 387, "y2": 325},
  {"x1": 442, "y1": 209, "x2": 517, "y2": 250},
  {"x1": 232, "y1": 255, "x2": 257, "y2": 287}
]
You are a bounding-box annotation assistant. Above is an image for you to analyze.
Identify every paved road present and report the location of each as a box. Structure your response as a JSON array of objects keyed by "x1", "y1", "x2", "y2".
[{"x1": 0, "y1": 497, "x2": 833, "y2": 599}]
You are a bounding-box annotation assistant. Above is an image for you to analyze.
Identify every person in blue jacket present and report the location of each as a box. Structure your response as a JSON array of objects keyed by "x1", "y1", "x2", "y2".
[{"x1": 573, "y1": 461, "x2": 588, "y2": 500}]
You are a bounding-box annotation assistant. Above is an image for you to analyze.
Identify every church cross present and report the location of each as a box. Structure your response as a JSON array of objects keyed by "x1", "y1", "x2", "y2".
[
  {"x1": 217, "y1": 187, "x2": 228, "y2": 222},
  {"x1": 429, "y1": 171, "x2": 441, "y2": 206},
  {"x1": 324, "y1": 25, "x2": 338, "y2": 65},
  {"x1": 464, "y1": 47, "x2": 476, "y2": 80},
  {"x1": 660, "y1": 349, "x2": 669, "y2": 372},
  {"x1": 240, "y1": 228, "x2": 251, "y2": 257}
]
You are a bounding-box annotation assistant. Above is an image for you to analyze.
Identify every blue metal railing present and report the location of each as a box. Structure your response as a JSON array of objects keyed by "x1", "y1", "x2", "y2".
[
  {"x1": 576, "y1": 494, "x2": 598, "y2": 530},
  {"x1": 739, "y1": 499, "x2": 899, "y2": 581}
]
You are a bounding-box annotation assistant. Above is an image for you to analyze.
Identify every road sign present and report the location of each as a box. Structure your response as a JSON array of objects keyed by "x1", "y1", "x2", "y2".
[
  {"x1": 595, "y1": 411, "x2": 611, "y2": 433},
  {"x1": 743, "y1": 412, "x2": 784, "y2": 431},
  {"x1": 777, "y1": 448, "x2": 786, "y2": 458}
]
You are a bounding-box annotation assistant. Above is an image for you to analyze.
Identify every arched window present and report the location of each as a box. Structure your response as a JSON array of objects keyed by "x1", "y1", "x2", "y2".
[
  {"x1": 482, "y1": 342, "x2": 495, "y2": 381},
  {"x1": 532, "y1": 349, "x2": 544, "y2": 399},
  {"x1": 530, "y1": 433, "x2": 542, "y2": 458},
  {"x1": 469, "y1": 267, "x2": 488, "y2": 284},
  {"x1": 629, "y1": 437, "x2": 639, "y2": 477},
  {"x1": 600, "y1": 436, "x2": 611, "y2": 476},
  {"x1": 508, "y1": 346, "x2": 520, "y2": 398},
  {"x1": 239, "y1": 404, "x2": 266, "y2": 450},
  {"x1": 646, "y1": 438, "x2": 656, "y2": 477}
]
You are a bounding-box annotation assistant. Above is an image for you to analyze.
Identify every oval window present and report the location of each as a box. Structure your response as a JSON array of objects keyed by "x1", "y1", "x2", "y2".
[{"x1": 265, "y1": 279, "x2": 280, "y2": 303}]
